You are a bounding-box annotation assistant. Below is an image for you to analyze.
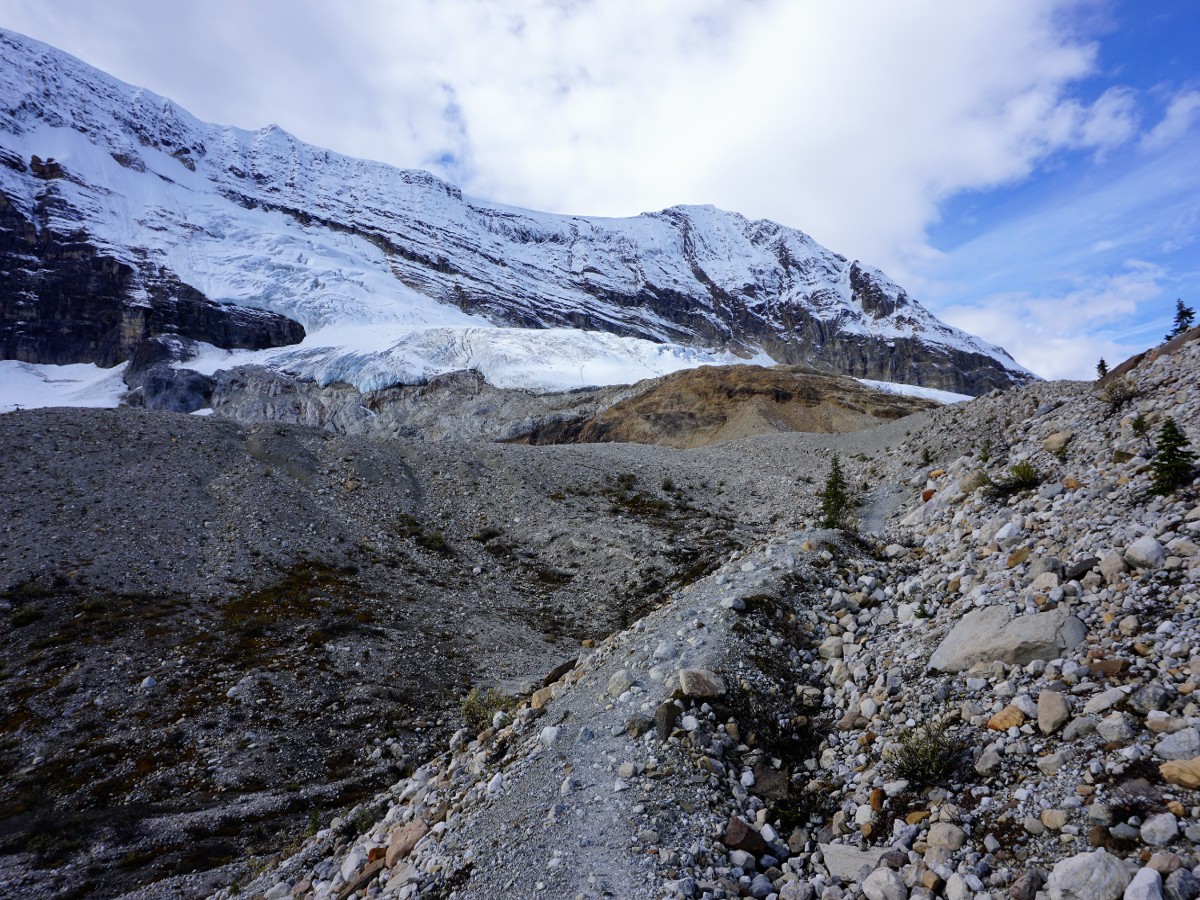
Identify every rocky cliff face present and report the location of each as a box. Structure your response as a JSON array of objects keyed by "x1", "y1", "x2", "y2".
[
  {"x1": 0, "y1": 151, "x2": 304, "y2": 367},
  {"x1": 0, "y1": 28, "x2": 1033, "y2": 396}
]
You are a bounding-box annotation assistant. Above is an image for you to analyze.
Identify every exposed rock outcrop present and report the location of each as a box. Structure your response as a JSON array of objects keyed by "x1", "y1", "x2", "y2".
[
  {"x1": 204, "y1": 363, "x2": 938, "y2": 447},
  {"x1": 0, "y1": 190, "x2": 306, "y2": 365}
]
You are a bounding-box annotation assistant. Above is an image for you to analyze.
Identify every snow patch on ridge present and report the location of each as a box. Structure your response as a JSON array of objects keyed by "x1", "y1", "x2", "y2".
[
  {"x1": 854, "y1": 378, "x2": 972, "y2": 405},
  {"x1": 0, "y1": 361, "x2": 128, "y2": 413}
]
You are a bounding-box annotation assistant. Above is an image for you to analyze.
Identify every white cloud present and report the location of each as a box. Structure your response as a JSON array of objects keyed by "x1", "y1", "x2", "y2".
[
  {"x1": 1142, "y1": 90, "x2": 1200, "y2": 152},
  {"x1": 939, "y1": 262, "x2": 1167, "y2": 380},
  {"x1": 0, "y1": 0, "x2": 1125, "y2": 278}
]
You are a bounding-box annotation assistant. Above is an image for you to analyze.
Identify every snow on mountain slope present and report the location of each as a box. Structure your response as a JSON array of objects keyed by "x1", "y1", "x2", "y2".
[
  {"x1": 183, "y1": 326, "x2": 771, "y2": 394},
  {"x1": 0, "y1": 28, "x2": 1035, "y2": 396},
  {"x1": 0, "y1": 360, "x2": 127, "y2": 413}
]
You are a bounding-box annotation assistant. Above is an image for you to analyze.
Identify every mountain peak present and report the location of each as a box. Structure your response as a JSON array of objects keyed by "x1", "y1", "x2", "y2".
[{"x1": 0, "y1": 27, "x2": 1034, "y2": 395}]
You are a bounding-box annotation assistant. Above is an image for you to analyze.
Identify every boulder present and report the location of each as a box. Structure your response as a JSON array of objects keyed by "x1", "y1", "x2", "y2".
[
  {"x1": 607, "y1": 669, "x2": 635, "y2": 697},
  {"x1": 927, "y1": 822, "x2": 966, "y2": 850},
  {"x1": 819, "y1": 843, "x2": 889, "y2": 881},
  {"x1": 1165, "y1": 869, "x2": 1200, "y2": 900},
  {"x1": 385, "y1": 819, "x2": 428, "y2": 867},
  {"x1": 1126, "y1": 867, "x2": 1164, "y2": 900},
  {"x1": 723, "y1": 815, "x2": 768, "y2": 857},
  {"x1": 679, "y1": 669, "x2": 726, "y2": 698},
  {"x1": 1126, "y1": 535, "x2": 1167, "y2": 570},
  {"x1": 863, "y1": 868, "x2": 908, "y2": 900},
  {"x1": 929, "y1": 605, "x2": 1086, "y2": 673},
  {"x1": 1046, "y1": 849, "x2": 1131, "y2": 900},
  {"x1": 995, "y1": 521, "x2": 1024, "y2": 549},
  {"x1": 1064, "y1": 556, "x2": 1100, "y2": 581},
  {"x1": 1160, "y1": 758, "x2": 1200, "y2": 789},
  {"x1": 1043, "y1": 431, "x2": 1074, "y2": 453},
  {"x1": 1099, "y1": 552, "x2": 1128, "y2": 583},
  {"x1": 1038, "y1": 689, "x2": 1072, "y2": 733},
  {"x1": 655, "y1": 700, "x2": 680, "y2": 742},
  {"x1": 1141, "y1": 814, "x2": 1179, "y2": 847},
  {"x1": 1156, "y1": 728, "x2": 1200, "y2": 761}
]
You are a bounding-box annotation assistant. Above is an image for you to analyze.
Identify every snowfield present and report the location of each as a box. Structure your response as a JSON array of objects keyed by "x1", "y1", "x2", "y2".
[{"x1": 0, "y1": 360, "x2": 128, "y2": 413}]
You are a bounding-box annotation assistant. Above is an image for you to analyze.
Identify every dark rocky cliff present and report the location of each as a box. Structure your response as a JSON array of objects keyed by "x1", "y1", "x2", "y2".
[{"x1": 0, "y1": 184, "x2": 305, "y2": 367}]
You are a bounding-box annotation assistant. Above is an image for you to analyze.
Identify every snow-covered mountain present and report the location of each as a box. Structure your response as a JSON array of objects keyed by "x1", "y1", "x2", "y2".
[{"x1": 0, "y1": 28, "x2": 1033, "y2": 396}]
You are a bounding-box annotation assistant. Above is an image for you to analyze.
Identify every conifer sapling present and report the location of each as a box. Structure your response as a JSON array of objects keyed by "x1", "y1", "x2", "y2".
[
  {"x1": 1167, "y1": 299, "x2": 1196, "y2": 341},
  {"x1": 1150, "y1": 418, "x2": 1196, "y2": 495},
  {"x1": 820, "y1": 454, "x2": 852, "y2": 528}
]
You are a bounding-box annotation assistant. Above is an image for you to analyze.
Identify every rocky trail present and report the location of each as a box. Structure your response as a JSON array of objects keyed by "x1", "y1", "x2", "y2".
[
  {"x1": 214, "y1": 335, "x2": 1200, "y2": 900},
  {"x1": 3, "y1": 334, "x2": 1200, "y2": 900}
]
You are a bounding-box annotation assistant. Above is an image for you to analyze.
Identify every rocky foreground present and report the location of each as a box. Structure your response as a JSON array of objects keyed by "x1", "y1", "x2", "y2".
[{"x1": 226, "y1": 336, "x2": 1200, "y2": 900}]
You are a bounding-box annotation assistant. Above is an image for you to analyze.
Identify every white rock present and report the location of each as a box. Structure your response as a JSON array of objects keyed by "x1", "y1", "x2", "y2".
[
  {"x1": 818, "y1": 844, "x2": 888, "y2": 881},
  {"x1": 1123, "y1": 867, "x2": 1163, "y2": 900},
  {"x1": 929, "y1": 605, "x2": 1086, "y2": 672},
  {"x1": 340, "y1": 845, "x2": 369, "y2": 882},
  {"x1": 1140, "y1": 813, "x2": 1179, "y2": 847},
  {"x1": 862, "y1": 867, "x2": 907, "y2": 900},
  {"x1": 1084, "y1": 688, "x2": 1127, "y2": 715},
  {"x1": 1097, "y1": 712, "x2": 1136, "y2": 743},
  {"x1": 994, "y1": 521, "x2": 1024, "y2": 548},
  {"x1": 927, "y1": 822, "x2": 966, "y2": 850},
  {"x1": 1125, "y1": 535, "x2": 1166, "y2": 569},
  {"x1": 1155, "y1": 727, "x2": 1200, "y2": 760},
  {"x1": 1046, "y1": 849, "x2": 1132, "y2": 900}
]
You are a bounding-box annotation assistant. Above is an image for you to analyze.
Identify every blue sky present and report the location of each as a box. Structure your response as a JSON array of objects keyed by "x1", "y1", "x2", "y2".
[
  {"x1": 1, "y1": 0, "x2": 1197, "y2": 380},
  {"x1": 923, "y1": 1, "x2": 1200, "y2": 378}
]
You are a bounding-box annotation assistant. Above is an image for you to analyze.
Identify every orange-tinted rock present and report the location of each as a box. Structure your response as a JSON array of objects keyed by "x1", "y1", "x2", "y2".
[
  {"x1": 386, "y1": 818, "x2": 429, "y2": 867},
  {"x1": 987, "y1": 705, "x2": 1026, "y2": 731},
  {"x1": 1161, "y1": 758, "x2": 1200, "y2": 789}
]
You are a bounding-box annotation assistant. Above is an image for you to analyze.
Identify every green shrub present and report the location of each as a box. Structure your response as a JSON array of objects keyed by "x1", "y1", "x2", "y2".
[
  {"x1": 11, "y1": 605, "x2": 42, "y2": 628},
  {"x1": 461, "y1": 687, "x2": 518, "y2": 733},
  {"x1": 415, "y1": 530, "x2": 450, "y2": 554},
  {"x1": 887, "y1": 716, "x2": 967, "y2": 788},
  {"x1": 986, "y1": 461, "x2": 1042, "y2": 499},
  {"x1": 1100, "y1": 376, "x2": 1139, "y2": 413}
]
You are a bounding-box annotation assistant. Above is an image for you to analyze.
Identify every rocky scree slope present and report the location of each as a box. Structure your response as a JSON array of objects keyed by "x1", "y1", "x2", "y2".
[
  {"x1": 0, "y1": 401, "x2": 943, "y2": 899},
  {"x1": 0, "y1": 28, "x2": 1030, "y2": 395},
  {"x1": 232, "y1": 340, "x2": 1200, "y2": 900}
]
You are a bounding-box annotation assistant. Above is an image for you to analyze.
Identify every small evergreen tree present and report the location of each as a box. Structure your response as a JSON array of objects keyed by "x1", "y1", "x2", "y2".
[
  {"x1": 1167, "y1": 299, "x2": 1196, "y2": 340},
  {"x1": 1150, "y1": 418, "x2": 1196, "y2": 495},
  {"x1": 1096, "y1": 358, "x2": 1108, "y2": 378},
  {"x1": 820, "y1": 454, "x2": 852, "y2": 528}
]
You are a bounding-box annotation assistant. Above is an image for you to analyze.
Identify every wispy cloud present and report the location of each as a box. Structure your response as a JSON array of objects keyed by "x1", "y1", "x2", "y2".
[
  {"x1": 1141, "y1": 89, "x2": 1200, "y2": 152},
  {"x1": 940, "y1": 262, "x2": 1167, "y2": 380}
]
